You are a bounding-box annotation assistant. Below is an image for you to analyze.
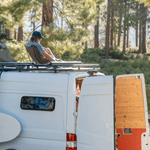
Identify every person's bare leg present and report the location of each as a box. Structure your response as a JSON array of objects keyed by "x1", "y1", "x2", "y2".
[
  {"x1": 43, "y1": 47, "x2": 62, "y2": 61},
  {"x1": 43, "y1": 48, "x2": 55, "y2": 57}
]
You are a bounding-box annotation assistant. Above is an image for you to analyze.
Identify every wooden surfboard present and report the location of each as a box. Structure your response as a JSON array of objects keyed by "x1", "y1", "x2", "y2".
[{"x1": 0, "y1": 113, "x2": 21, "y2": 143}]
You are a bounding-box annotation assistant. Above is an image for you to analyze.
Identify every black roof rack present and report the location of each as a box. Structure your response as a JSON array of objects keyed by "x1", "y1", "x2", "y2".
[{"x1": 0, "y1": 61, "x2": 100, "y2": 74}]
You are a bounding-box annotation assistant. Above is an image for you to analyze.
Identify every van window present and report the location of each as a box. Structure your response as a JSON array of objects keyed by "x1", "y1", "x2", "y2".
[{"x1": 20, "y1": 96, "x2": 55, "y2": 111}]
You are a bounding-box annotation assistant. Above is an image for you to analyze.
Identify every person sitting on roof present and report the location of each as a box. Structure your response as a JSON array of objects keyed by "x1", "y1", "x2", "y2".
[{"x1": 25, "y1": 31, "x2": 60, "y2": 63}]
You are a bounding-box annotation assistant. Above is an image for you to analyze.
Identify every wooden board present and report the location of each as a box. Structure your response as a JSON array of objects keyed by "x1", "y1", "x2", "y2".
[
  {"x1": 115, "y1": 76, "x2": 146, "y2": 129},
  {"x1": 116, "y1": 74, "x2": 147, "y2": 150},
  {"x1": 0, "y1": 113, "x2": 21, "y2": 143},
  {"x1": 115, "y1": 112, "x2": 145, "y2": 118},
  {"x1": 115, "y1": 101, "x2": 144, "y2": 107}
]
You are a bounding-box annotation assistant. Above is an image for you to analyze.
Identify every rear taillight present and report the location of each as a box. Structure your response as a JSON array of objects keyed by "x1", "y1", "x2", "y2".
[{"x1": 66, "y1": 133, "x2": 77, "y2": 150}]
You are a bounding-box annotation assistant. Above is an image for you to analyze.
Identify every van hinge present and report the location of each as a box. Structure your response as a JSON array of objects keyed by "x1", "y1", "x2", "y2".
[{"x1": 73, "y1": 112, "x2": 78, "y2": 116}]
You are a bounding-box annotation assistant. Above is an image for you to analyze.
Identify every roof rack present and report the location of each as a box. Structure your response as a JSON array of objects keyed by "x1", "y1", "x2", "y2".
[{"x1": 0, "y1": 61, "x2": 100, "y2": 74}]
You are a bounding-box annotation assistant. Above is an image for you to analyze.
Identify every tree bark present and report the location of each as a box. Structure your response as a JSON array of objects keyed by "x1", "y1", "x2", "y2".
[
  {"x1": 85, "y1": 41, "x2": 87, "y2": 48},
  {"x1": 114, "y1": 32, "x2": 116, "y2": 47},
  {"x1": 42, "y1": 0, "x2": 53, "y2": 26},
  {"x1": 123, "y1": 0, "x2": 127, "y2": 53},
  {"x1": 61, "y1": 0, "x2": 64, "y2": 29},
  {"x1": 14, "y1": 30, "x2": 16, "y2": 40},
  {"x1": 118, "y1": 0, "x2": 123, "y2": 46},
  {"x1": 127, "y1": 27, "x2": 129, "y2": 48},
  {"x1": 17, "y1": 26, "x2": 23, "y2": 42},
  {"x1": 94, "y1": 20, "x2": 99, "y2": 48},
  {"x1": 136, "y1": 2, "x2": 138, "y2": 47},
  {"x1": 105, "y1": 0, "x2": 110, "y2": 58},
  {"x1": 142, "y1": 5, "x2": 147, "y2": 53},
  {"x1": 126, "y1": 3, "x2": 129, "y2": 48},
  {"x1": 85, "y1": 26, "x2": 87, "y2": 48},
  {"x1": 0, "y1": 21, "x2": 2, "y2": 32},
  {"x1": 94, "y1": 6, "x2": 99, "y2": 48},
  {"x1": 110, "y1": 2, "x2": 114, "y2": 48},
  {"x1": 139, "y1": 4, "x2": 146, "y2": 53},
  {"x1": 33, "y1": 22, "x2": 35, "y2": 31},
  {"x1": 5, "y1": 29, "x2": 10, "y2": 38},
  {"x1": 139, "y1": 19, "x2": 141, "y2": 52}
]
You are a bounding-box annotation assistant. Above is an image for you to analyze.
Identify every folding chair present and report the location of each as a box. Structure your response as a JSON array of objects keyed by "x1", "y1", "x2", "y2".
[{"x1": 26, "y1": 46, "x2": 50, "y2": 64}]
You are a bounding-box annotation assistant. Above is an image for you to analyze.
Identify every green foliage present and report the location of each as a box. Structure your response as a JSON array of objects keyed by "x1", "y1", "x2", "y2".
[
  {"x1": 100, "y1": 58, "x2": 150, "y2": 84},
  {"x1": 146, "y1": 84, "x2": 150, "y2": 112},
  {"x1": 61, "y1": 51, "x2": 78, "y2": 61},
  {"x1": 99, "y1": 57, "x2": 150, "y2": 114},
  {"x1": 7, "y1": 40, "x2": 31, "y2": 62},
  {"x1": 0, "y1": 32, "x2": 12, "y2": 42},
  {"x1": 80, "y1": 48, "x2": 102, "y2": 63},
  {"x1": 109, "y1": 48, "x2": 129, "y2": 60},
  {"x1": 80, "y1": 47, "x2": 129, "y2": 63},
  {"x1": 41, "y1": 24, "x2": 86, "y2": 59}
]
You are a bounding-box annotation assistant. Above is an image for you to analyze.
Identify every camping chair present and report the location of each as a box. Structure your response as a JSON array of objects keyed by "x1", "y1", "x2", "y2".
[{"x1": 26, "y1": 46, "x2": 50, "y2": 64}]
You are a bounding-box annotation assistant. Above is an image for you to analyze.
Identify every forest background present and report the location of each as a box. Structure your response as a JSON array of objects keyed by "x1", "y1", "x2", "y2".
[{"x1": 1, "y1": 0, "x2": 150, "y2": 111}]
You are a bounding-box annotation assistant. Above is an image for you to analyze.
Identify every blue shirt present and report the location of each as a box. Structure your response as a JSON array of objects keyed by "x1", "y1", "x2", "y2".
[{"x1": 25, "y1": 41, "x2": 45, "y2": 54}]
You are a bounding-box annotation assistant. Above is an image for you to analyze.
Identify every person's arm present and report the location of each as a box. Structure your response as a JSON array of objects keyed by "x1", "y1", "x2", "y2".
[
  {"x1": 41, "y1": 52, "x2": 55, "y2": 61},
  {"x1": 43, "y1": 47, "x2": 62, "y2": 61},
  {"x1": 43, "y1": 47, "x2": 56, "y2": 59},
  {"x1": 34, "y1": 42, "x2": 62, "y2": 61}
]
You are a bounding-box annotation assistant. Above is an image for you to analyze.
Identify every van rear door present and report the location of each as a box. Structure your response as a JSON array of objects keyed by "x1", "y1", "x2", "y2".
[
  {"x1": 115, "y1": 74, "x2": 149, "y2": 150},
  {"x1": 76, "y1": 75, "x2": 115, "y2": 150}
]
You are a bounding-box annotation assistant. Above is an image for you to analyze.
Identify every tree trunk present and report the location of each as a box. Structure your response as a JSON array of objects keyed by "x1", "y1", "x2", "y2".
[
  {"x1": 123, "y1": 0, "x2": 127, "y2": 53},
  {"x1": 5, "y1": 29, "x2": 10, "y2": 38},
  {"x1": 136, "y1": 2, "x2": 138, "y2": 47},
  {"x1": 127, "y1": 27, "x2": 129, "y2": 48},
  {"x1": 85, "y1": 26, "x2": 87, "y2": 48},
  {"x1": 70, "y1": 24, "x2": 73, "y2": 30},
  {"x1": 126, "y1": 3, "x2": 129, "y2": 48},
  {"x1": 105, "y1": 0, "x2": 110, "y2": 58},
  {"x1": 61, "y1": 0, "x2": 64, "y2": 29},
  {"x1": 111, "y1": 2, "x2": 114, "y2": 48},
  {"x1": 85, "y1": 41, "x2": 87, "y2": 48},
  {"x1": 139, "y1": 19, "x2": 141, "y2": 52},
  {"x1": 109, "y1": 26, "x2": 111, "y2": 48},
  {"x1": 94, "y1": 6, "x2": 99, "y2": 48},
  {"x1": 42, "y1": 0, "x2": 53, "y2": 26},
  {"x1": 142, "y1": 5, "x2": 147, "y2": 53},
  {"x1": 17, "y1": 26, "x2": 23, "y2": 42},
  {"x1": 136, "y1": 21, "x2": 138, "y2": 47},
  {"x1": 139, "y1": 4, "x2": 145, "y2": 53},
  {"x1": 114, "y1": 32, "x2": 116, "y2": 47},
  {"x1": 118, "y1": 0, "x2": 123, "y2": 46},
  {"x1": 14, "y1": 30, "x2": 16, "y2": 40},
  {"x1": 0, "y1": 21, "x2": 2, "y2": 32},
  {"x1": 33, "y1": 22, "x2": 35, "y2": 31},
  {"x1": 94, "y1": 20, "x2": 99, "y2": 48}
]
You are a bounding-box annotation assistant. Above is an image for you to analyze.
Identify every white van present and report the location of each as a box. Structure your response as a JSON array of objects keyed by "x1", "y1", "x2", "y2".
[{"x1": 0, "y1": 62, "x2": 149, "y2": 150}]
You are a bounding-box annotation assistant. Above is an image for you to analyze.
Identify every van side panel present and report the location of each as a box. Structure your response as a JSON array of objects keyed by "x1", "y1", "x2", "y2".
[
  {"x1": 0, "y1": 72, "x2": 68, "y2": 150},
  {"x1": 115, "y1": 75, "x2": 147, "y2": 150}
]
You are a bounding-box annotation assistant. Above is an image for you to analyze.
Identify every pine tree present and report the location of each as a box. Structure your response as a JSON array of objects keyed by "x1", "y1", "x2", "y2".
[
  {"x1": 105, "y1": 0, "x2": 110, "y2": 58},
  {"x1": 17, "y1": 26, "x2": 23, "y2": 42},
  {"x1": 135, "y1": 2, "x2": 138, "y2": 47},
  {"x1": 94, "y1": 6, "x2": 100, "y2": 48},
  {"x1": 123, "y1": 0, "x2": 127, "y2": 53},
  {"x1": 110, "y1": 1, "x2": 114, "y2": 48},
  {"x1": 117, "y1": 0, "x2": 123, "y2": 46},
  {"x1": 42, "y1": 0, "x2": 53, "y2": 26}
]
